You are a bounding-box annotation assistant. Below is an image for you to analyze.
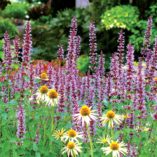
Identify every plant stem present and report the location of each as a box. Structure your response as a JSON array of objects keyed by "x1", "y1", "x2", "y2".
[
  {"x1": 148, "y1": 121, "x2": 154, "y2": 139},
  {"x1": 86, "y1": 124, "x2": 94, "y2": 157},
  {"x1": 51, "y1": 105, "x2": 55, "y2": 133},
  {"x1": 111, "y1": 127, "x2": 114, "y2": 138}
]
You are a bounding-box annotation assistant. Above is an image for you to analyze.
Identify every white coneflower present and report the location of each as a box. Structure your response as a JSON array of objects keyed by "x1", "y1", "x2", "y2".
[
  {"x1": 101, "y1": 140, "x2": 127, "y2": 157},
  {"x1": 36, "y1": 72, "x2": 49, "y2": 81},
  {"x1": 97, "y1": 135, "x2": 111, "y2": 145},
  {"x1": 36, "y1": 85, "x2": 49, "y2": 103},
  {"x1": 62, "y1": 141, "x2": 82, "y2": 157},
  {"x1": 101, "y1": 110, "x2": 123, "y2": 128},
  {"x1": 74, "y1": 105, "x2": 97, "y2": 126},
  {"x1": 45, "y1": 89, "x2": 59, "y2": 106},
  {"x1": 61, "y1": 129, "x2": 83, "y2": 142},
  {"x1": 53, "y1": 128, "x2": 65, "y2": 140}
]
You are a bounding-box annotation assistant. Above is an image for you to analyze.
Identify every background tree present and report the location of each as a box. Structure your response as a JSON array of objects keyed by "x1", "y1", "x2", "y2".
[
  {"x1": 0, "y1": 0, "x2": 10, "y2": 10},
  {"x1": 51, "y1": 0, "x2": 75, "y2": 16}
]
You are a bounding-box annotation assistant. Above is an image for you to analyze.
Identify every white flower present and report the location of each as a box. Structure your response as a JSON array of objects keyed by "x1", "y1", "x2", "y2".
[
  {"x1": 53, "y1": 128, "x2": 65, "y2": 140},
  {"x1": 61, "y1": 129, "x2": 83, "y2": 142},
  {"x1": 97, "y1": 135, "x2": 111, "y2": 145},
  {"x1": 36, "y1": 72, "x2": 49, "y2": 81},
  {"x1": 36, "y1": 85, "x2": 49, "y2": 103},
  {"x1": 45, "y1": 89, "x2": 59, "y2": 106},
  {"x1": 101, "y1": 140, "x2": 127, "y2": 157},
  {"x1": 62, "y1": 141, "x2": 82, "y2": 157},
  {"x1": 101, "y1": 110, "x2": 123, "y2": 128},
  {"x1": 74, "y1": 105, "x2": 97, "y2": 126}
]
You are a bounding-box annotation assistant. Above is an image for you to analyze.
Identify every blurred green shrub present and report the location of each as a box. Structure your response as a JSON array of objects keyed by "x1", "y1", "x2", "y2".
[
  {"x1": 90, "y1": 0, "x2": 119, "y2": 23},
  {"x1": 31, "y1": 2, "x2": 157, "y2": 63},
  {"x1": 101, "y1": 5, "x2": 157, "y2": 53},
  {"x1": 31, "y1": 24, "x2": 59, "y2": 60},
  {"x1": 101, "y1": 5, "x2": 139, "y2": 30},
  {"x1": 146, "y1": 4, "x2": 157, "y2": 23},
  {"x1": 28, "y1": 3, "x2": 51, "y2": 20},
  {"x1": 31, "y1": 7, "x2": 124, "y2": 66},
  {"x1": 76, "y1": 53, "x2": 111, "y2": 73},
  {"x1": 77, "y1": 55, "x2": 89, "y2": 74},
  {"x1": 129, "y1": 20, "x2": 157, "y2": 52},
  {"x1": 31, "y1": 8, "x2": 91, "y2": 60},
  {"x1": 0, "y1": 0, "x2": 11, "y2": 10},
  {"x1": 1, "y1": 2, "x2": 29, "y2": 19},
  {"x1": 0, "y1": 18, "x2": 18, "y2": 37},
  {"x1": 135, "y1": 3, "x2": 157, "y2": 52}
]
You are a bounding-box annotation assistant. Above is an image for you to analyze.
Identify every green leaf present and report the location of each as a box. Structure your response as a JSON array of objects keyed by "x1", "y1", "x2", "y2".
[{"x1": 33, "y1": 143, "x2": 38, "y2": 151}]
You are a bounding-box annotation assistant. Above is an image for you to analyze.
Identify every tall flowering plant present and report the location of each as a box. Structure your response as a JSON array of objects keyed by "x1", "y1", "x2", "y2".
[{"x1": 16, "y1": 104, "x2": 26, "y2": 144}]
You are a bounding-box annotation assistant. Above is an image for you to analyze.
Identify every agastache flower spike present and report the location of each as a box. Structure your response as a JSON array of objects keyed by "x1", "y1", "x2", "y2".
[
  {"x1": 47, "y1": 63, "x2": 53, "y2": 87},
  {"x1": 110, "y1": 52, "x2": 120, "y2": 96},
  {"x1": 120, "y1": 69, "x2": 127, "y2": 101},
  {"x1": 136, "y1": 58, "x2": 147, "y2": 119},
  {"x1": 117, "y1": 30, "x2": 125, "y2": 97},
  {"x1": 76, "y1": 36, "x2": 81, "y2": 57},
  {"x1": 142, "y1": 16, "x2": 152, "y2": 56},
  {"x1": 97, "y1": 73, "x2": 104, "y2": 126},
  {"x1": 126, "y1": 44, "x2": 135, "y2": 99},
  {"x1": 65, "y1": 17, "x2": 78, "y2": 110},
  {"x1": 86, "y1": 76, "x2": 94, "y2": 107},
  {"x1": 57, "y1": 45, "x2": 64, "y2": 61},
  {"x1": 80, "y1": 77, "x2": 86, "y2": 101},
  {"x1": 69, "y1": 16, "x2": 77, "y2": 37},
  {"x1": 105, "y1": 74, "x2": 113, "y2": 102},
  {"x1": 71, "y1": 75, "x2": 80, "y2": 131},
  {"x1": 117, "y1": 30, "x2": 125, "y2": 70},
  {"x1": 142, "y1": 17, "x2": 153, "y2": 84},
  {"x1": 58, "y1": 70, "x2": 65, "y2": 113},
  {"x1": 22, "y1": 21, "x2": 32, "y2": 68},
  {"x1": 89, "y1": 22, "x2": 97, "y2": 73},
  {"x1": 147, "y1": 38, "x2": 157, "y2": 89},
  {"x1": 3, "y1": 31, "x2": 12, "y2": 73},
  {"x1": 16, "y1": 104, "x2": 26, "y2": 142},
  {"x1": 98, "y1": 51, "x2": 105, "y2": 77},
  {"x1": 54, "y1": 68, "x2": 60, "y2": 92},
  {"x1": 66, "y1": 17, "x2": 77, "y2": 70}
]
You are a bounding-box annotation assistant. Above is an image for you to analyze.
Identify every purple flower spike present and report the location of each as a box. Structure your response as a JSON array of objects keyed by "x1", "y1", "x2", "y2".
[
  {"x1": 16, "y1": 104, "x2": 26, "y2": 141},
  {"x1": 142, "y1": 16, "x2": 152, "y2": 56},
  {"x1": 126, "y1": 44, "x2": 135, "y2": 99},
  {"x1": 89, "y1": 22, "x2": 97, "y2": 73},
  {"x1": 57, "y1": 45, "x2": 64, "y2": 61},
  {"x1": 22, "y1": 21, "x2": 32, "y2": 68},
  {"x1": 3, "y1": 31, "x2": 12, "y2": 72}
]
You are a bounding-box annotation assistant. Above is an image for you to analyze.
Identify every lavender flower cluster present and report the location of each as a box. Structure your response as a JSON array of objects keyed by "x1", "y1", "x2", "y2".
[{"x1": 0, "y1": 17, "x2": 157, "y2": 155}]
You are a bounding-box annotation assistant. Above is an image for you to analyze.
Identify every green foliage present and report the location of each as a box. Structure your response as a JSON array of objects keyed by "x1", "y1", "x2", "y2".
[
  {"x1": 77, "y1": 55, "x2": 89, "y2": 74},
  {"x1": 147, "y1": 3, "x2": 157, "y2": 23},
  {"x1": 0, "y1": 0, "x2": 10, "y2": 10},
  {"x1": 1, "y1": 2, "x2": 29, "y2": 19},
  {"x1": 129, "y1": 20, "x2": 157, "y2": 52},
  {"x1": 31, "y1": 23, "x2": 59, "y2": 60},
  {"x1": 89, "y1": 0, "x2": 120, "y2": 23},
  {"x1": 28, "y1": 2, "x2": 51, "y2": 20},
  {"x1": 0, "y1": 94, "x2": 63, "y2": 157},
  {"x1": 101, "y1": 5, "x2": 139, "y2": 30},
  {"x1": 31, "y1": 8, "x2": 91, "y2": 60},
  {"x1": 0, "y1": 18, "x2": 18, "y2": 37},
  {"x1": 101, "y1": 5, "x2": 157, "y2": 53},
  {"x1": 0, "y1": 40, "x2": 3, "y2": 59}
]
